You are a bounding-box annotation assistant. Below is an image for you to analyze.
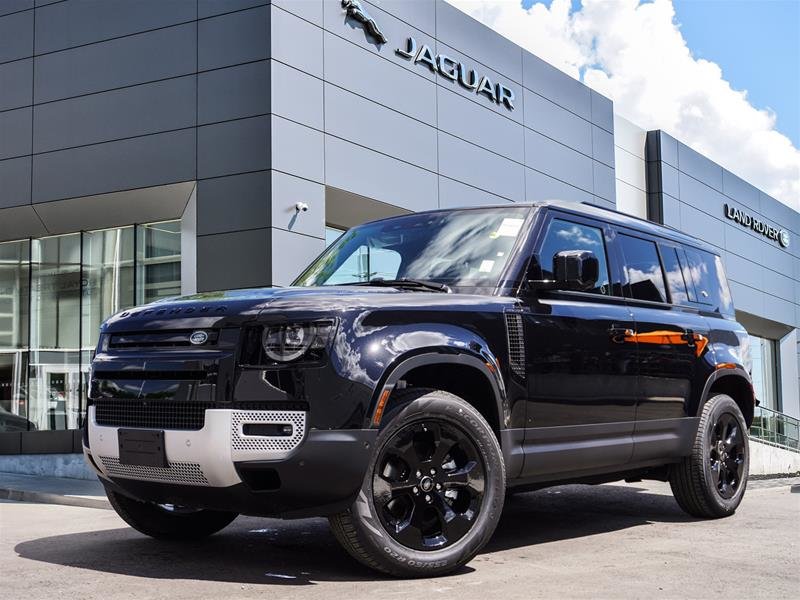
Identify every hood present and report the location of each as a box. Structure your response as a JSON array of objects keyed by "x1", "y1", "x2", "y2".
[{"x1": 101, "y1": 286, "x2": 516, "y2": 332}]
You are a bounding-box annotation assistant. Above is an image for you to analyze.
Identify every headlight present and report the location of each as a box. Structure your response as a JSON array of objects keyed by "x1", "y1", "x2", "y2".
[{"x1": 261, "y1": 321, "x2": 336, "y2": 363}]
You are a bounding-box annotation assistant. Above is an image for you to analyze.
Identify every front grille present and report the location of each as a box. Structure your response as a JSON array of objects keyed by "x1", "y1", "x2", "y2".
[
  {"x1": 99, "y1": 456, "x2": 209, "y2": 485},
  {"x1": 94, "y1": 400, "x2": 213, "y2": 430},
  {"x1": 505, "y1": 312, "x2": 526, "y2": 377},
  {"x1": 108, "y1": 330, "x2": 218, "y2": 350}
]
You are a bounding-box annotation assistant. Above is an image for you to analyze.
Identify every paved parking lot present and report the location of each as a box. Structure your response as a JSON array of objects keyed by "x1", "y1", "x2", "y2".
[{"x1": 1, "y1": 479, "x2": 798, "y2": 599}]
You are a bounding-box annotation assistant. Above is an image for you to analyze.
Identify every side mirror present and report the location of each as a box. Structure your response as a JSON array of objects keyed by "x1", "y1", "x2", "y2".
[{"x1": 531, "y1": 250, "x2": 599, "y2": 292}]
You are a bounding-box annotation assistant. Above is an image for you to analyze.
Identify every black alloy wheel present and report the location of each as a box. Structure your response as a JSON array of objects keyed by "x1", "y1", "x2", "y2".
[
  {"x1": 708, "y1": 412, "x2": 746, "y2": 499},
  {"x1": 372, "y1": 420, "x2": 486, "y2": 551}
]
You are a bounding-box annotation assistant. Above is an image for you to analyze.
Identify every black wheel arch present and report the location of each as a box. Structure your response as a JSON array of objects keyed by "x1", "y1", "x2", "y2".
[
  {"x1": 367, "y1": 350, "x2": 509, "y2": 439},
  {"x1": 700, "y1": 367, "x2": 756, "y2": 427}
]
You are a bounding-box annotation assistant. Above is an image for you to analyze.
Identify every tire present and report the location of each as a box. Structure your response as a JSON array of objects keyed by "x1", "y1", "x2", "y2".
[
  {"x1": 669, "y1": 393, "x2": 749, "y2": 518},
  {"x1": 106, "y1": 488, "x2": 238, "y2": 540},
  {"x1": 329, "y1": 388, "x2": 505, "y2": 578}
]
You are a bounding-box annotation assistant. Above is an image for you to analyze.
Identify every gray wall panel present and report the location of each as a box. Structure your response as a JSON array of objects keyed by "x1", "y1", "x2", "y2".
[
  {"x1": 270, "y1": 171, "x2": 325, "y2": 239},
  {"x1": 270, "y1": 115, "x2": 324, "y2": 182},
  {"x1": 0, "y1": 106, "x2": 31, "y2": 160},
  {"x1": 0, "y1": 1, "x2": 32, "y2": 18},
  {"x1": 0, "y1": 156, "x2": 31, "y2": 208},
  {"x1": 198, "y1": 6, "x2": 268, "y2": 71},
  {"x1": 198, "y1": 61, "x2": 269, "y2": 125},
  {"x1": 199, "y1": 0, "x2": 267, "y2": 19},
  {"x1": 677, "y1": 142, "x2": 722, "y2": 191},
  {"x1": 661, "y1": 162, "x2": 679, "y2": 199},
  {"x1": 525, "y1": 168, "x2": 593, "y2": 204},
  {"x1": 524, "y1": 129, "x2": 593, "y2": 193},
  {"x1": 722, "y1": 169, "x2": 759, "y2": 208},
  {"x1": 524, "y1": 89, "x2": 591, "y2": 157},
  {"x1": 32, "y1": 129, "x2": 195, "y2": 202},
  {"x1": 662, "y1": 193, "x2": 680, "y2": 226},
  {"x1": 590, "y1": 90, "x2": 613, "y2": 132},
  {"x1": 326, "y1": 83, "x2": 436, "y2": 170},
  {"x1": 197, "y1": 228, "x2": 270, "y2": 291},
  {"x1": 0, "y1": 9, "x2": 33, "y2": 63},
  {"x1": 197, "y1": 115, "x2": 269, "y2": 179},
  {"x1": 323, "y1": 31, "x2": 435, "y2": 123},
  {"x1": 438, "y1": 131, "x2": 524, "y2": 201},
  {"x1": 438, "y1": 86, "x2": 523, "y2": 163},
  {"x1": 724, "y1": 224, "x2": 766, "y2": 266},
  {"x1": 0, "y1": 58, "x2": 32, "y2": 111},
  {"x1": 438, "y1": 176, "x2": 512, "y2": 209},
  {"x1": 679, "y1": 203, "x2": 724, "y2": 249},
  {"x1": 271, "y1": 61, "x2": 323, "y2": 131},
  {"x1": 325, "y1": 135, "x2": 437, "y2": 212},
  {"x1": 759, "y1": 192, "x2": 798, "y2": 236},
  {"x1": 729, "y1": 281, "x2": 763, "y2": 316},
  {"x1": 593, "y1": 161, "x2": 616, "y2": 202},
  {"x1": 591, "y1": 124, "x2": 614, "y2": 168},
  {"x1": 35, "y1": 0, "x2": 196, "y2": 54},
  {"x1": 658, "y1": 131, "x2": 678, "y2": 167},
  {"x1": 196, "y1": 171, "x2": 269, "y2": 236},
  {"x1": 271, "y1": 228, "x2": 325, "y2": 286},
  {"x1": 372, "y1": 0, "x2": 435, "y2": 36},
  {"x1": 272, "y1": 0, "x2": 322, "y2": 25},
  {"x1": 35, "y1": 23, "x2": 197, "y2": 103},
  {"x1": 522, "y1": 50, "x2": 590, "y2": 120},
  {"x1": 34, "y1": 76, "x2": 197, "y2": 153},
  {"x1": 435, "y1": 0, "x2": 522, "y2": 83},
  {"x1": 272, "y1": 4, "x2": 323, "y2": 78}
]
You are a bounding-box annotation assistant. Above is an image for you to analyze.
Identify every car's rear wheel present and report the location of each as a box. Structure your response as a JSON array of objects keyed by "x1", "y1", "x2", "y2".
[
  {"x1": 669, "y1": 393, "x2": 749, "y2": 518},
  {"x1": 105, "y1": 487, "x2": 238, "y2": 540},
  {"x1": 329, "y1": 389, "x2": 505, "y2": 577}
]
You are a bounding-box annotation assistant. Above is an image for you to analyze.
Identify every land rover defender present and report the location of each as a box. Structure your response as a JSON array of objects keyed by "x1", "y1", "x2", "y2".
[{"x1": 84, "y1": 201, "x2": 754, "y2": 577}]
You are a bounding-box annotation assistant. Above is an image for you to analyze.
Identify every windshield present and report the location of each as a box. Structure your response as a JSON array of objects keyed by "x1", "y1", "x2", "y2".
[{"x1": 294, "y1": 207, "x2": 531, "y2": 290}]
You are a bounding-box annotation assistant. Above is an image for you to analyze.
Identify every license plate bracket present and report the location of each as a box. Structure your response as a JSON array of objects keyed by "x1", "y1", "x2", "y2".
[{"x1": 118, "y1": 429, "x2": 167, "y2": 468}]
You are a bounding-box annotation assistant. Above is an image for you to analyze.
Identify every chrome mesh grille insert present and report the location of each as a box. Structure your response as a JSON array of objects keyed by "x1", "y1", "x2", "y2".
[
  {"x1": 94, "y1": 400, "x2": 213, "y2": 431},
  {"x1": 99, "y1": 456, "x2": 209, "y2": 486},
  {"x1": 505, "y1": 312, "x2": 526, "y2": 377},
  {"x1": 231, "y1": 410, "x2": 306, "y2": 454}
]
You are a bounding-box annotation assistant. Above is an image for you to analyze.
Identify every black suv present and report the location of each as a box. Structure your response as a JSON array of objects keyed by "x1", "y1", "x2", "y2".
[{"x1": 85, "y1": 201, "x2": 753, "y2": 577}]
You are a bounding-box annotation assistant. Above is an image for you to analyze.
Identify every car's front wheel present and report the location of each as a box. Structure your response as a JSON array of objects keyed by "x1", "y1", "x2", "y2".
[
  {"x1": 329, "y1": 389, "x2": 505, "y2": 577},
  {"x1": 105, "y1": 488, "x2": 238, "y2": 540},
  {"x1": 669, "y1": 393, "x2": 749, "y2": 518}
]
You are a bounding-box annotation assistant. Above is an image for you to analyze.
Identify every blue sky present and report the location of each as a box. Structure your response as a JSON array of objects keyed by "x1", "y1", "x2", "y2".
[{"x1": 524, "y1": 0, "x2": 799, "y2": 147}]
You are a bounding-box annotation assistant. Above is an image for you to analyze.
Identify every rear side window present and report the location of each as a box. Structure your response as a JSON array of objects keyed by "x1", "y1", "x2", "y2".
[
  {"x1": 684, "y1": 248, "x2": 734, "y2": 316},
  {"x1": 659, "y1": 244, "x2": 690, "y2": 305},
  {"x1": 537, "y1": 218, "x2": 611, "y2": 295},
  {"x1": 618, "y1": 234, "x2": 668, "y2": 303}
]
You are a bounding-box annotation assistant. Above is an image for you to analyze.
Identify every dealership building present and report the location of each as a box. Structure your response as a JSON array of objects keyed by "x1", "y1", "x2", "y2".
[{"x1": 0, "y1": 0, "x2": 797, "y2": 467}]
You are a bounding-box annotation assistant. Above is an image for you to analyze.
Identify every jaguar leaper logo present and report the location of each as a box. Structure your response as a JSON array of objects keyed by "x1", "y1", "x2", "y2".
[
  {"x1": 189, "y1": 331, "x2": 209, "y2": 345},
  {"x1": 342, "y1": 0, "x2": 387, "y2": 44}
]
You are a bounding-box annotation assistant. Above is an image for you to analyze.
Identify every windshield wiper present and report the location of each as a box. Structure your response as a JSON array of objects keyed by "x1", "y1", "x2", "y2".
[{"x1": 344, "y1": 278, "x2": 451, "y2": 293}]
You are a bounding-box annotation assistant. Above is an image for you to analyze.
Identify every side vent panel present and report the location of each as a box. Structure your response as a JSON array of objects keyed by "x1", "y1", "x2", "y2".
[{"x1": 504, "y1": 312, "x2": 526, "y2": 378}]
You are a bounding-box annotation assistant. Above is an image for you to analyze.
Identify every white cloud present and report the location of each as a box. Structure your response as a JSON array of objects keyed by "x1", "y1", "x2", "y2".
[{"x1": 446, "y1": 0, "x2": 800, "y2": 210}]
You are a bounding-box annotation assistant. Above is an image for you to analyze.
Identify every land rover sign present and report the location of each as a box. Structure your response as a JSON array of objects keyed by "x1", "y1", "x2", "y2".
[{"x1": 724, "y1": 203, "x2": 789, "y2": 248}]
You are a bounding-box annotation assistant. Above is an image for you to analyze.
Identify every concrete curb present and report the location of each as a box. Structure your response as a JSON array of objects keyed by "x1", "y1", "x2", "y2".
[{"x1": 0, "y1": 487, "x2": 110, "y2": 510}]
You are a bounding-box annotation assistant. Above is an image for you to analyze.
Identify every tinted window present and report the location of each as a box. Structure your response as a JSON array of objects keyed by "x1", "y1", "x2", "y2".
[
  {"x1": 659, "y1": 244, "x2": 690, "y2": 304},
  {"x1": 619, "y1": 234, "x2": 668, "y2": 303},
  {"x1": 538, "y1": 219, "x2": 611, "y2": 295},
  {"x1": 684, "y1": 248, "x2": 734, "y2": 315}
]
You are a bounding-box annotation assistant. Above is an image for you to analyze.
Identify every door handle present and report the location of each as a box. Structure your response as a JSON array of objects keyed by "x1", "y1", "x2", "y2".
[{"x1": 609, "y1": 327, "x2": 634, "y2": 344}]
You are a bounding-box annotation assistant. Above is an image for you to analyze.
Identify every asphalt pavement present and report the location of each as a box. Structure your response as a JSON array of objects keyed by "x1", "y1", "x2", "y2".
[{"x1": 1, "y1": 478, "x2": 798, "y2": 599}]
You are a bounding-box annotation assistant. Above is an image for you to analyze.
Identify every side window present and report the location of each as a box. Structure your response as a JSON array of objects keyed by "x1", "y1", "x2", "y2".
[
  {"x1": 537, "y1": 218, "x2": 611, "y2": 295},
  {"x1": 684, "y1": 248, "x2": 734, "y2": 316},
  {"x1": 618, "y1": 234, "x2": 668, "y2": 303},
  {"x1": 659, "y1": 244, "x2": 690, "y2": 305}
]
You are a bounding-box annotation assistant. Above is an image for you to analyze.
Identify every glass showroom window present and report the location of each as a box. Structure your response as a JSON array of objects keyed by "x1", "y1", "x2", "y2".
[
  {"x1": 0, "y1": 220, "x2": 181, "y2": 433},
  {"x1": 749, "y1": 335, "x2": 780, "y2": 412}
]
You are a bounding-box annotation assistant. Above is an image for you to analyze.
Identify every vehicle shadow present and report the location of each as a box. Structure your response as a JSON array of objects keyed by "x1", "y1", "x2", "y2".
[{"x1": 14, "y1": 483, "x2": 694, "y2": 584}]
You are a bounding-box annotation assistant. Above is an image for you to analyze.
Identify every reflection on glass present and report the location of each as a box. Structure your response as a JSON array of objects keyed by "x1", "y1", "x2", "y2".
[
  {"x1": 136, "y1": 221, "x2": 182, "y2": 304},
  {"x1": 749, "y1": 335, "x2": 780, "y2": 412},
  {"x1": 0, "y1": 220, "x2": 182, "y2": 433},
  {"x1": 325, "y1": 226, "x2": 344, "y2": 247},
  {"x1": 538, "y1": 219, "x2": 611, "y2": 295},
  {"x1": 296, "y1": 208, "x2": 530, "y2": 289}
]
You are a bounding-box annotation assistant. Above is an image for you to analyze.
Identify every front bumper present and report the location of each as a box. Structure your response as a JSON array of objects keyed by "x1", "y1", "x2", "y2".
[{"x1": 85, "y1": 406, "x2": 377, "y2": 518}]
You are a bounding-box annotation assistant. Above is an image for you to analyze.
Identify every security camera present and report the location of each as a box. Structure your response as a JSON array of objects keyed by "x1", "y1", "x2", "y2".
[{"x1": 295, "y1": 202, "x2": 309, "y2": 213}]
